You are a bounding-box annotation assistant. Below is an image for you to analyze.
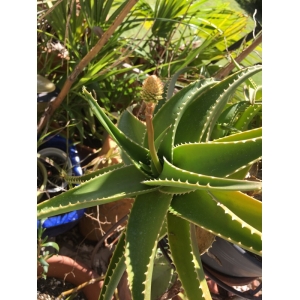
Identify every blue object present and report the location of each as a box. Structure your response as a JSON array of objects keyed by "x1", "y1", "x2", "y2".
[{"x1": 37, "y1": 135, "x2": 85, "y2": 236}]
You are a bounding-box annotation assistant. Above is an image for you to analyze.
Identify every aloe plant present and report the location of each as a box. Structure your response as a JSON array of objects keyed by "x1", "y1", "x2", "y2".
[
  {"x1": 37, "y1": 65, "x2": 262, "y2": 299},
  {"x1": 38, "y1": 0, "x2": 260, "y2": 145}
]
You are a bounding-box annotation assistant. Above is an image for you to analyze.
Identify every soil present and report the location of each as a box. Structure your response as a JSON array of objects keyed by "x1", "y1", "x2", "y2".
[
  {"x1": 37, "y1": 276, "x2": 87, "y2": 300},
  {"x1": 37, "y1": 217, "x2": 262, "y2": 300},
  {"x1": 37, "y1": 221, "x2": 116, "y2": 300}
]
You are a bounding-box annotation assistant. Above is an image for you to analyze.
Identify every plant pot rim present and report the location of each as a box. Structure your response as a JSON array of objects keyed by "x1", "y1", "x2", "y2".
[
  {"x1": 37, "y1": 255, "x2": 103, "y2": 300},
  {"x1": 203, "y1": 262, "x2": 259, "y2": 286},
  {"x1": 37, "y1": 135, "x2": 85, "y2": 236},
  {"x1": 38, "y1": 147, "x2": 73, "y2": 192},
  {"x1": 201, "y1": 236, "x2": 262, "y2": 278}
]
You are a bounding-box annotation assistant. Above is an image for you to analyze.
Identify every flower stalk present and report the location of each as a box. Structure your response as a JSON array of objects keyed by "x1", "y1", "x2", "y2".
[
  {"x1": 141, "y1": 75, "x2": 164, "y2": 174},
  {"x1": 145, "y1": 103, "x2": 162, "y2": 174}
]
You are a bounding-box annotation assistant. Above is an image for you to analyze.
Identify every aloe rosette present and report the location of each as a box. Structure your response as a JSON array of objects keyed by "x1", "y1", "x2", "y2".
[{"x1": 37, "y1": 65, "x2": 262, "y2": 300}]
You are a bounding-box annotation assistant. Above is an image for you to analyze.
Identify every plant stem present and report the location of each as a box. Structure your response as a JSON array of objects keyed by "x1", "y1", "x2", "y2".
[
  {"x1": 214, "y1": 32, "x2": 262, "y2": 80},
  {"x1": 91, "y1": 214, "x2": 129, "y2": 270},
  {"x1": 37, "y1": 0, "x2": 139, "y2": 134},
  {"x1": 37, "y1": 158, "x2": 48, "y2": 202},
  {"x1": 58, "y1": 276, "x2": 105, "y2": 299},
  {"x1": 145, "y1": 103, "x2": 162, "y2": 174}
]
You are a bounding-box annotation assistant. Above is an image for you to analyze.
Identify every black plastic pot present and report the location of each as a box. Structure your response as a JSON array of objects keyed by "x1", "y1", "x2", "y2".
[
  {"x1": 159, "y1": 235, "x2": 262, "y2": 298},
  {"x1": 202, "y1": 236, "x2": 261, "y2": 283}
]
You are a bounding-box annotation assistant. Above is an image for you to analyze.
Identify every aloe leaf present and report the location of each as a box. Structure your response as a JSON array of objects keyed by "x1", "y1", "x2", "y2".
[
  {"x1": 169, "y1": 191, "x2": 262, "y2": 255},
  {"x1": 159, "y1": 218, "x2": 168, "y2": 241},
  {"x1": 254, "y1": 85, "x2": 262, "y2": 102},
  {"x1": 178, "y1": 127, "x2": 262, "y2": 180},
  {"x1": 100, "y1": 232, "x2": 127, "y2": 300},
  {"x1": 82, "y1": 87, "x2": 150, "y2": 171},
  {"x1": 64, "y1": 163, "x2": 125, "y2": 184},
  {"x1": 167, "y1": 214, "x2": 211, "y2": 300},
  {"x1": 151, "y1": 79, "x2": 217, "y2": 162},
  {"x1": 209, "y1": 128, "x2": 262, "y2": 179},
  {"x1": 189, "y1": 224, "x2": 213, "y2": 300},
  {"x1": 154, "y1": 125, "x2": 172, "y2": 152},
  {"x1": 146, "y1": 176, "x2": 261, "y2": 193},
  {"x1": 153, "y1": 67, "x2": 192, "y2": 115},
  {"x1": 209, "y1": 190, "x2": 262, "y2": 232},
  {"x1": 234, "y1": 104, "x2": 262, "y2": 131},
  {"x1": 165, "y1": 67, "x2": 192, "y2": 101},
  {"x1": 143, "y1": 158, "x2": 261, "y2": 192},
  {"x1": 213, "y1": 127, "x2": 262, "y2": 142},
  {"x1": 37, "y1": 165, "x2": 159, "y2": 220},
  {"x1": 152, "y1": 78, "x2": 216, "y2": 143},
  {"x1": 118, "y1": 107, "x2": 146, "y2": 145},
  {"x1": 151, "y1": 249, "x2": 176, "y2": 300},
  {"x1": 117, "y1": 107, "x2": 148, "y2": 166},
  {"x1": 125, "y1": 191, "x2": 172, "y2": 300},
  {"x1": 210, "y1": 101, "x2": 248, "y2": 140},
  {"x1": 175, "y1": 65, "x2": 262, "y2": 144},
  {"x1": 173, "y1": 137, "x2": 262, "y2": 177}
]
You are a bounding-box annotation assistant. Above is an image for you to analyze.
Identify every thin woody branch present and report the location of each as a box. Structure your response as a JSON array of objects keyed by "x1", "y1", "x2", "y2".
[
  {"x1": 37, "y1": 0, "x2": 139, "y2": 134},
  {"x1": 214, "y1": 32, "x2": 262, "y2": 80}
]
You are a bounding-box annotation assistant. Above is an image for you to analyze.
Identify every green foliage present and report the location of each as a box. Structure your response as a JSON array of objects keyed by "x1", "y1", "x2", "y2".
[
  {"x1": 37, "y1": 0, "x2": 144, "y2": 143},
  {"x1": 37, "y1": 220, "x2": 59, "y2": 279},
  {"x1": 150, "y1": 248, "x2": 177, "y2": 300},
  {"x1": 37, "y1": 64, "x2": 262, "y2": 299},
  {"x1": 128, "y1": 0, "x2": 253, "y2": 77},
  {"x1": 37, "y1": 0, "x2": 257, "y2": 144}
]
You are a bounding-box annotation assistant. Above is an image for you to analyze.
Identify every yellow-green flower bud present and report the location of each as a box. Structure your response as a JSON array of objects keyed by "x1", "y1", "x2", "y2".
[{"x1": 141, "y1": 75, "x2": 164, "y2": 103}]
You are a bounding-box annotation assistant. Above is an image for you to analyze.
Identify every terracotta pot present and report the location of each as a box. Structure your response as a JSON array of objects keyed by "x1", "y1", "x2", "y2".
[
  {"x1": 78, "y1": 134, "x2": 132, "y2": 241},
  {"x1": 80, "y1": 198, "x2": 134, "y2": 241},
  {"x1": 37, "y1": 255, "x2": 103, "y2": 300}
]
